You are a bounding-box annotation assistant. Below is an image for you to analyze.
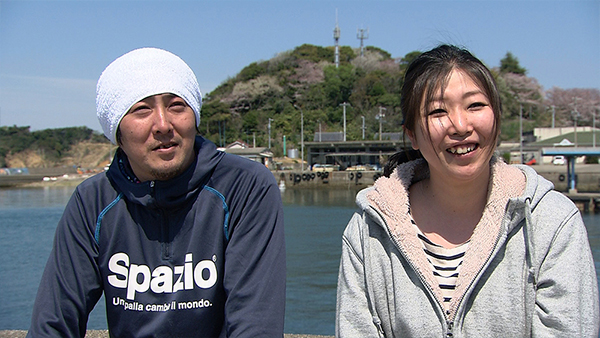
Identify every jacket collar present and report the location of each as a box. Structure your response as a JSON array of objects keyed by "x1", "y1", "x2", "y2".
[
  {"x1": 362, "y1": 156, "x2": 527, "y2": 319},
  {"x1": 106, "y1": 136, "x2": 224, "y2": 209}
]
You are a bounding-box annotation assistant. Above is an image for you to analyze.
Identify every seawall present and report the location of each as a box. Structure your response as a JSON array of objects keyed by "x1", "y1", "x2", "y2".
[{"x1": 274, "y1": 164, "x2": 600, "y2": 193}]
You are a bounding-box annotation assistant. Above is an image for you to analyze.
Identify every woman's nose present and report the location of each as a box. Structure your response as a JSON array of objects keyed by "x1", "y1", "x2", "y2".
[{"x1": 448, "y1": 110, "x2": 471, "y2": 136}]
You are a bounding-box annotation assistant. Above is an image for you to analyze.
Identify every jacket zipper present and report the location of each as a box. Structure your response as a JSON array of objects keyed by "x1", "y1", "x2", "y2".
[
  {"x1": 370, "y1": 207, "x2": 451, "y2": 334},
  {"x1": 150, "y1": 181, "x2": 170, "y2": 260},
  {"x1": 445, "y1": 321, "x2": 454, "y2": 337},
  {"x1": 442, "y1": 206, "x2": 514, "y2": 337},
  {"x1": 372, "y1": 205, "x2": 515, "y2": 337}
]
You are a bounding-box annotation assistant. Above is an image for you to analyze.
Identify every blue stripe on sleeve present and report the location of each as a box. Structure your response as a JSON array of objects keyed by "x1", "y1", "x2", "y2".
[
  {"x1": 203, "y1": 185, "x2": 230, "y2": 241},
  {"x1": 95, "y1": 193, "x2": 123, "y2": 244}
]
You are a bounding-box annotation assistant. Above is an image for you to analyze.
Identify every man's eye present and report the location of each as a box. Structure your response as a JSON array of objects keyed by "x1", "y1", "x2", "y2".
[
  {"x1": 170, "y1": 101, "x2": 187, "y2": 111},
  {"x1": 130, "y1": 106, "x2": 151, "y2": 114}
]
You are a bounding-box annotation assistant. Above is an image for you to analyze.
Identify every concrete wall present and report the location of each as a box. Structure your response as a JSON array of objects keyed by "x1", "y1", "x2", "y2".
[{"x1": 274, "y1": 170, "x2": 382, "y2": 189}]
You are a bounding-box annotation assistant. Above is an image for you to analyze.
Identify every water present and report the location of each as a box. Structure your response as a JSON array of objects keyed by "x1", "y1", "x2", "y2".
[
  {"x1": 0, "y1": 186, "x2": 360, "y2": 335},
  {"x1": 1, "y1": 186, "x2": 599, "y2": 335}
]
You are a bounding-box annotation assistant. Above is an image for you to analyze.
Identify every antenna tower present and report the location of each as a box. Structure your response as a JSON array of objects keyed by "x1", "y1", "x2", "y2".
[
  {"x1": 357, "y1": 27, "x2": 369, "y2": 57},
  {"x1": 333, "y1": 9, "x2": 340, "y2": 68}
]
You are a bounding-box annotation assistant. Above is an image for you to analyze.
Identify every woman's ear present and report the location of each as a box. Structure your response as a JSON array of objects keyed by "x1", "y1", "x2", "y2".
[{"x1": 404, "y1": 126, "x2": 419, "y2": 150}]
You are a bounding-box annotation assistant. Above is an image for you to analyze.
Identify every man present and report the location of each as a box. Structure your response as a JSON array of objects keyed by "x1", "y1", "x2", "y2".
[{"x1": 27, "y1": 48, "x2": 286, "y2": 337}]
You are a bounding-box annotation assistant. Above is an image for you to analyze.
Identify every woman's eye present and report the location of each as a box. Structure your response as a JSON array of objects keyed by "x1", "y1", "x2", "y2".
[
  {"x1": 428, "y1": 108, "x2": 446, "y2": 116},
  {"x1": 468, "y1": 102, "x2": 488, "y2": 110}
]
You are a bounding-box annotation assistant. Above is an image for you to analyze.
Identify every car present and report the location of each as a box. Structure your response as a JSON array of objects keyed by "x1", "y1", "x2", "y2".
[
  {"x1": 312, "y1": 164, "x2": 339, "y2": 172},
  {"x1": 552, "y1": 156, "x2": 566, "y2": 165}
]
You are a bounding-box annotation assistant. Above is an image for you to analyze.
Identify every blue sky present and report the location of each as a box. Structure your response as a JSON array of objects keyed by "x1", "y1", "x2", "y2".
[{"x1": 0, "y1": 0, "x2": 598, "y2": 133}]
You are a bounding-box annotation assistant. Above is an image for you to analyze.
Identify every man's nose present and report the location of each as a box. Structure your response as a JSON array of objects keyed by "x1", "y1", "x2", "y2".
[{"x1": 153, "y1": 105, "x2": 173, "y2": 134}]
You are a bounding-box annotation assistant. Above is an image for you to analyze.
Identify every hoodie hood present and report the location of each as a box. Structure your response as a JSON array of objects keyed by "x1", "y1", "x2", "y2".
[
  {"x1": 106, "y1": 135, "x2": 224, "y2": 209},
  {"x1": 513, "y1": 163, "x2": 556, "y2": 210},
  {"x1": 357, "y1": 157, "x2": 555, "y2": 234},
  {"x1": 357, "y1": 156, "x2": 558, "y2": 319}
]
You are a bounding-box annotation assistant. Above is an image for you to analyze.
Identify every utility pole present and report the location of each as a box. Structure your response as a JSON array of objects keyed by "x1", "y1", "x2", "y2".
[
  {"x1": 357, "y1": 27, "x2": 369, "y2": 57},
  {"x1": 294, "y1": 105, "x2": 304, "y2": 172},
  {"x1": 340, "y1": 102, "x2": 350, "y2": 141},
  {"x1": 596, "y1": 105, "x2": 600, "y2": 148},
  {"x1": 572, "y1": 108, "x2": 580, "y2": 147},
  {"x1": 377, "y1": 107, "x2": 386, "y2": 141},
  {"x1": 513, "y1": 92, "x2": 523, "y2": 164},
  {"x1": 361, "y1": 116, "x2": 365, "y2": 140},
  {"x1": 318, "y1": 120, "x2": 322, "y2": 142},
  {"x1": 572, "y1": 98, "x2": 581, "y2": 148},
  {"x1": 593, "y1": 110, "x2": 596, "y2": 148},
  {"x1": 268, "y1": 118, "x2": 273, "y2": 149}
]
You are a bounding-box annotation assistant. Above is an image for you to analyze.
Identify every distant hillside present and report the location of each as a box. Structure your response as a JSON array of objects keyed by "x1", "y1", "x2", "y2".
[
  {"x1": 199, "y1": 43, "x2": 567, "y2": 157},
  {"x1": 201, "y1": 44, "x2": 407, "y2": 157},
  {"x1": 0, "y1": 126, "x2": 113, "y2": 169},
  {"x1": 5, "y1": 43, "x2": 589, "y2": 168}
]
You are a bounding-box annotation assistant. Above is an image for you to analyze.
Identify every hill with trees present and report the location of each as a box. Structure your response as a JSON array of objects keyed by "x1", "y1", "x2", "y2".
[
  {"x1": 202, "y1": 44, "x2": 599, "y2": 157},
  {"x1": 0, "y1": 126, "x2": 112, "y2": 169},
  {"x1": 2, "y1": 44, "x2": 598, "y2": 168}
]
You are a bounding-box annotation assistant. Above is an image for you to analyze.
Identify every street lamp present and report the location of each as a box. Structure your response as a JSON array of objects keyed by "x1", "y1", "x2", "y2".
[
  {"x1": 361, "y1": 116, "x2": 365, "y2": 140},
  {"x1": 571, "y1": 97, "x2": 581, "y2": 148},
  {"x1": 340, "y1": 102, "x2": 350, "y2": 142},
  {"x1": 513, "y1": 93, "x2": 523, "y2": 164},
  {"x1": 376, "y1": 107, "x2": 386, "y2": 141},
  {"x1": 519, "y1": 103, "x2": 523, "y2": 163},
  {"x1": 318, "y1": 120, "x2": 322, "y2": 142},
  {"x1": 572, "y1": 109, "x2": 580, "y2": 148},
  {"x1": 595, "y1": 106, "x2": 600, "y2": 148},
  {"x1": 268, "y1": 118, "x2": 274, "y2": 149},
  {"x1": 593, "y1": 109, "x2": 596, "y2": 148},
  {"x1": 294, "y1": 105, "x2": 304, "y2": 172}
]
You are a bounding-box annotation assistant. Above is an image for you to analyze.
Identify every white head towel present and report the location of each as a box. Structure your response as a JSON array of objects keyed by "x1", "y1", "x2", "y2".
[{"x1": 96, "y1": 47, "x2": 202, "y2": 144}]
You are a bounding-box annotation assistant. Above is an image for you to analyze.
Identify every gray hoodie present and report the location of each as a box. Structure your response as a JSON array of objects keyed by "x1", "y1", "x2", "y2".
[{"x1": 336, "y1": 158, "x2": 599, "y2": 338}]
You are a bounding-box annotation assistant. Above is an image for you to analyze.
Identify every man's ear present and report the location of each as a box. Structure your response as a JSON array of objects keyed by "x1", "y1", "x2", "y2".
[{"x1": 404, "y1": 126, "x2": 419, "y2": 150}]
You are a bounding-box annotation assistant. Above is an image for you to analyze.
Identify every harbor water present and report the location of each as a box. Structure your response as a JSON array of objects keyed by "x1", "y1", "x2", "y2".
[{"x1": 0, "y1": 185, "x2": 599, "y2": 335}]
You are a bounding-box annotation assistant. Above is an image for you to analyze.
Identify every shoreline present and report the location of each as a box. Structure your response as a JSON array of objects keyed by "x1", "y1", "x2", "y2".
[{"x1": 4, "y1": 164, "x2": 600, "y2": 194}]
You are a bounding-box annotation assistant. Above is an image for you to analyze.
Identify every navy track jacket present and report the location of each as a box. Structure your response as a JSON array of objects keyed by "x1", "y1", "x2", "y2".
[{"x1": 27, "y1": 136, "x2": 286, "y2": 337}]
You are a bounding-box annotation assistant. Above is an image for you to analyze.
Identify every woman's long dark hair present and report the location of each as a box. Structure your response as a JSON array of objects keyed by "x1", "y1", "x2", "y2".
[{"x1": 383, "y1": 44, "x2": 502, "y2": 177}]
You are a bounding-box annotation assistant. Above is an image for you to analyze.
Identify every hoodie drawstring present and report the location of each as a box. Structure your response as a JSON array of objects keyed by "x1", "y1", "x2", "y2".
[{"x1": 522, "y1": 198, "x2": 538, "y2": 288}]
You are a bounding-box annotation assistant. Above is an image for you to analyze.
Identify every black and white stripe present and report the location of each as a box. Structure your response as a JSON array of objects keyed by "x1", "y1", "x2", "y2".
[{"x1": 410, "y1": 213, "x2": 469, "y2": 311}]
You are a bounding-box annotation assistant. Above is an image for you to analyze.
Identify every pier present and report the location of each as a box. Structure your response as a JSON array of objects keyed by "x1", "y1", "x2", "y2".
[
  {"x1": 564, "y1": 192, "x2": 600, "y2": 213},
  {"x1": 273, "y1": 163, "x2": 600, "y2": 213}
]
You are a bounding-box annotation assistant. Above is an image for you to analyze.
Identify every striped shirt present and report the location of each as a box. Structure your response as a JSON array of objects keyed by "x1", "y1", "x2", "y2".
[{"x1": 410, "y1": 212, "x2": 469, "y2": 312}]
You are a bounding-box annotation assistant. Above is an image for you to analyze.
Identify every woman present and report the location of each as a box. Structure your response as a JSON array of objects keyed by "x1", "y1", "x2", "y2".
[{"x1": 336, "y1": 44, "x2": 599, "y2": 337}]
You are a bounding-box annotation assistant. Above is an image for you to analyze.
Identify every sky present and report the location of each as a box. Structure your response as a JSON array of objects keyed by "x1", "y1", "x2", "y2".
[{"x1": 0, "y1": 0, "x2": 598, "y2": 133}]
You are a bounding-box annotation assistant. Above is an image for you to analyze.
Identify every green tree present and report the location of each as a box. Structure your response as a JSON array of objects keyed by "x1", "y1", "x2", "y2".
[
  {"x1": 323, "y1": 65, "x2": 356, "y2": 106},
  {"x1": 499, "y1": 52, "x2": 527, "y2": 75},
  {"x1": 238, "y1": 62, "x2": 267, "y2": 82},
  {"x1": 291, "y1": 44, "x2": 333, "y2": 63},
  {"x1": 399, "y1": 51, "x2": 421, "y2": 72},
  {"x1": 365, "y1": 46, "x2": 392, "y2": 60}
]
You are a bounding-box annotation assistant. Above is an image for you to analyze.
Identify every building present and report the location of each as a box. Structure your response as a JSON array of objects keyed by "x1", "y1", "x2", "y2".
[
  {"x1": 218, "y1": 141, "x2": 273, "y2": 167},
  {"x1": 305, "y1": 134, "x2": 407, "y2": 170}
]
